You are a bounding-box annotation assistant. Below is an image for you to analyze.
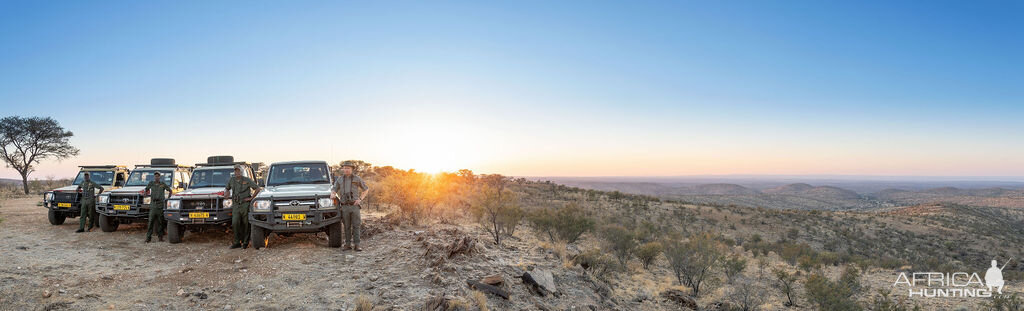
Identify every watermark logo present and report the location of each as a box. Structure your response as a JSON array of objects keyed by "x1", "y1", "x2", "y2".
[{"x1": 893, "y1": 259, "x2": 1010, "y2": 298}]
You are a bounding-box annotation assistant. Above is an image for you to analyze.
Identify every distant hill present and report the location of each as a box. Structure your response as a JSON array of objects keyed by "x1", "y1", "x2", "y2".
[
  {"x1": 688, "y1": 183, "x2": 759, "y2": 195},
  {"x1": 0, "y1": 178, "x2": 20, "y2": 185}
]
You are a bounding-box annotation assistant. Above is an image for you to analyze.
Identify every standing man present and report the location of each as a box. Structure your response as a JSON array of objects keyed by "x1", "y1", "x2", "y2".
[
  {"x1": 332, "y1": 161, "x2": 369, "y2": 251},
  {"x1": 75, "y1": 172, "x2": 103, "y2": 233},
  {"x1": 225, "y1": 165, "x2": 260, "y2": 249},
  {"x1": 144, "y1": 172, "x2": 171, "y2": 243}
]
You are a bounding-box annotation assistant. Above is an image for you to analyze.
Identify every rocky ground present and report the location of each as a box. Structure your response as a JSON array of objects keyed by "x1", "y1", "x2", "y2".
[
  {"x1": 0, "y1": 197, "x2": 628, "y2": 310},
  {"x1": 2, "y1": 195, "x2": 1018, "y2": 311}
]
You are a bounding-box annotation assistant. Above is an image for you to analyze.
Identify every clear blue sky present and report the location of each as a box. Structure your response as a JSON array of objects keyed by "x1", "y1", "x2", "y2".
[{"x1": 0, "y1": 1, "x2": 1022, "y2": 178}]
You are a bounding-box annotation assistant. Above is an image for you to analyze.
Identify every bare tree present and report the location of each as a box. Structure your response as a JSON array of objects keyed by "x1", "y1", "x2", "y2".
[{"x1": 0, "y1": 117, "x2": 79, "y2": 194}]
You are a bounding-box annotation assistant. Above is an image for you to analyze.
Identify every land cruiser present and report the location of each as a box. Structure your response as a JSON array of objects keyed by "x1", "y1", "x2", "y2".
[
  {"x1": 164, "y1": 155, "x2": 261, "y2": 244},
  {"x1": 96, "y1": 158, "x2": 193, "y2": 232},
  {"x1": 43, "y1": 165, "x2": 130, "y2": 225},
  {"x1": 249, "y1": 160, "x2": 342, "y2": 249}
]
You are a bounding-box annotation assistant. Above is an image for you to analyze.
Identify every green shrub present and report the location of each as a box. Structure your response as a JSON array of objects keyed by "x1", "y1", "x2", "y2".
[
  {"x1": 772, "y1": 268, "x2": 798, "y2": 307},
  {"x1": 527, "y1": 203, "x2": 595, "y2": 244},
  {"x1": 634, "y1": 241, "x2": 663, "y2": 270},
  {"x1": 805, "y1": 266, "x2": 864, "y2": 311},
  {"x1": 723, "y1": 254, "x2": 747, "y2": 284},
  {"x1": 601, "y1": 224, "x2": 637, "y2": 267}
]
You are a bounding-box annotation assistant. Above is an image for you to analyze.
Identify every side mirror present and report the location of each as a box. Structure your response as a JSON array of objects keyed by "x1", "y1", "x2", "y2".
[
  {"x1": 258, "y1": 180, "x2": 266, "y2": 187},
  {"x1": 181, "y1": 183, "x2": 188, "y2": 189}
]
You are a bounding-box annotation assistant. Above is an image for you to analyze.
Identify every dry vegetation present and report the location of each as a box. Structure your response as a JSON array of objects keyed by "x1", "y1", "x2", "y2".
[{"x1": 6, "y1": 163, "x2": 1024, "y2": 310}]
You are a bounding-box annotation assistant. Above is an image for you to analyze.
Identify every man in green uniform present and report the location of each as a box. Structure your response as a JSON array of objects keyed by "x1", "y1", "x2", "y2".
[
  {"x1": 225, "y1": 165, "x2": 260, "y2": 249},
  {"x1": 332, "y1": 161, "x2": 369, "y2": 251},
  {"x1": 144, "y1": 172, "x2": 171, "y2": 242},
  {"x1": 75, "y1": 172, "x2": 104, "y2": 233}
]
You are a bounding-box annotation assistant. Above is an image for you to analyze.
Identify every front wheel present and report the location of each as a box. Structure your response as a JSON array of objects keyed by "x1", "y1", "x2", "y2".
[
  {"x1": 250, "y1": 225, "x2": 266, "y2": 249},
  {"x1": 327, "y1": 222, "x2": 342, "y2": 248},
  {"x1": 48, "y1": 210, "x2": 66, "y2": 225},
  {"x1": 99, "y1": 214, "x2": 118, "y2": 232},
  {"x1": 167, "y1": 222, "x2": 183, "y2": 244}
]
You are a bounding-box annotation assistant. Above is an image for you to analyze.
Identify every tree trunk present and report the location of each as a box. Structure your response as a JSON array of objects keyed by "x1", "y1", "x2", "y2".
[{"x1": 21, "y1": 172, "x2": 29, "y2": 195}]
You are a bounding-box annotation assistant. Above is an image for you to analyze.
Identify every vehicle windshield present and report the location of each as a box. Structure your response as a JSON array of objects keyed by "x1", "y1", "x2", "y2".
[
  {"x1": 72, "y1": 171, "x2": 116, "y2": 185},
  {"x1": 125, "y1": 170, "x2": 172, "y2": 187},
  {"x1": 266, "y1": 163, "x2": 330, "y2": 186},
  {"x1": 189, "y1": 168, "x2": 236, "y2": 188}
]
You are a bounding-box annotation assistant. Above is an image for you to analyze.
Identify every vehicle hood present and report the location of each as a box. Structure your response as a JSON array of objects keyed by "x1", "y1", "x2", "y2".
[
  {"x1": 170, "y1": 187, "x2": 226, "y2": 199},
  {"x1": 256, "y1": 183, "x2": 332, "y2": 199},
  {"x1": 109, "y1": 186, "x2": 146, "y2": 195},
  {"x1": 51, "y1": 185, "x2": 80, "y2": 192}
]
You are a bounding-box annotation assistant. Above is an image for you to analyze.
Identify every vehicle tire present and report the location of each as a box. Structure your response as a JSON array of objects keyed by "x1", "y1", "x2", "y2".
[
  {"x1": 251, "y1": 225, "x2": 266, "y2": 249},
  {"x1": 207, "y1": 155, "x2": 234, "y2": 164},
  {"x1": 47, "y1": 210, "x2": 66, "y2": 225},
  {"x1": 99, "y1": 214, "x2": 118, "y2": 232},
  {"x1": 327, "y1": 222, "x2": 342, "y2": 248},
  {"x1": 150, "y1": 158, "x2": 176, "y2": 165},
  {"x1": 168, "y1": 222, "x2": 182, "y2": 244}
]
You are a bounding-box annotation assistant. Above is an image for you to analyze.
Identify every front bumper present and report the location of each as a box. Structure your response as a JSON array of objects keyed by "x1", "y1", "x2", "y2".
[
  {"x1": 45, "y1": 200, "x2": 81, "y2": 215},
  {"x1": 165, "y1": 209, "x2": 232, "y2": 225},
  {"x1": 97, "y1": 202, "x2": 150, "y2": 218},
  {"x1": 250, "y1": 209, "x2": 341, "y2": 233}
]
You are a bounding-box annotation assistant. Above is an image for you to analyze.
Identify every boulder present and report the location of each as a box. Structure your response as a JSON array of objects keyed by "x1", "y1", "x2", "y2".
[
  {"x1": 523, "y1": 269, "x2": 557, "y2": 295},
  {"x1": 481, "y1": 274, "x2": 504, "y2": 286},
  {"x1": 660, "y1": 289, "x2": 697, "y2": 310}
]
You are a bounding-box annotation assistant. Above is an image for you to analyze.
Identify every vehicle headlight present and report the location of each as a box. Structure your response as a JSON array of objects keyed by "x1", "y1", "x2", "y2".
[
  {"x1": 166, "y1": 200, "x2": 180, "y2": 210},
  {"x1": 143, "y1": 197, "x2": 152, "y2": 205},
  {"x1": 98, "y1": 195, "x2": 109, "y2": 204},
  {"x1": 253, "y1": 200, "x2": 271, "y2": 211},
  {"x1": 45, "y1": 192, "x2": 53, "y2": 201},
  {"x1": 223, "y1": 199, "x2": 233, "y2": 209},
  {"x1": 317, "y1": 198, "x2": 334, "y2": 209}
]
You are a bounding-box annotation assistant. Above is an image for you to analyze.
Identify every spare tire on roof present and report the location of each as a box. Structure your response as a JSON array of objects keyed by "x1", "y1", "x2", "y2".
[
  {"x1": 151, "y1": 158, "x2": 176, "y2": 166},
  {"x1": 207, "y1": 155, "x2": 234, "y2": 164}
]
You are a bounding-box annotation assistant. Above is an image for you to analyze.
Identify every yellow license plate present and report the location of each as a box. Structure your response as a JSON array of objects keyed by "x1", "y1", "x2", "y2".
[
  {"x1": 189, "y1": 212, "x2": 210, "y2": 218},
  {"x1": 283, "y1": 214, "x2": 305, "y2": 221},
  {"x1": 57, "y1": 202, "x2": 72, "y2": 208},
  {"x1": 113, "y1": 204, "x2": 131, "y2": 210}
]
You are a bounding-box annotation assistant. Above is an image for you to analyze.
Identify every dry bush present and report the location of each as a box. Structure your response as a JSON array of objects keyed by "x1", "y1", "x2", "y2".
[
  {"x1": 470, "y1": 185, "x2": 522, "y2": 245},
  {"x1": 470, "y1": 290, "x2": 488, "y2": 311},
  {"x1": 664, "y1": 232, "x2": 725, "y2": 297},
  {"x1": 355, "y1": 295, "x2": 373, "y2": 311}
]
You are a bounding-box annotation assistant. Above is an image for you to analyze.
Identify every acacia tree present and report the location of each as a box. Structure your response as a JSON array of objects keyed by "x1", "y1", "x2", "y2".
[{"x1": 0, "y1": 117, "x2": 79, "y2": 194}]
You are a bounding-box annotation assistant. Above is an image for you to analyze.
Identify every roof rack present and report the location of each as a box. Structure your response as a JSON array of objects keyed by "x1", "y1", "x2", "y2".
[
  {"x1": 195, "y1": 161, "x2": 252, "y2": 167},
  {"x1": 79, "y1": 165, "x2": 126, "y2": 169},
  {"x1": 134, "y1": 164, "x2": 194, "y2": 169}
]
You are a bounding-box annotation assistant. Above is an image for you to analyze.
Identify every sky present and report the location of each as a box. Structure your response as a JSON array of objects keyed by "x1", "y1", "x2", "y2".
[{"x1": 0, "y1": 1, "x2": 1022, "y2": 179}]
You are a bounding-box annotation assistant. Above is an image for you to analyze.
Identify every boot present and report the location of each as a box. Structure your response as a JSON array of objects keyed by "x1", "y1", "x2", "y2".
[
  {"x1": 354, "y1": 244, "x2": 363, "y2": 252},
  {"x1": 75, "y1": 229, "x2": 85, "y2": 233}
]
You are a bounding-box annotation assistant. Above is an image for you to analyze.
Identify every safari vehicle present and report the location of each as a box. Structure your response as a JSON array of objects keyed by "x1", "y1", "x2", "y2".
[
  {"x1": 249, "y1": 160, "x2": 342, "y2": 249},
  {"x1": 96, "y1": 158, "x2": 193, "y2": 232},
  {"x1": 164, "y1": 156, "x2": 261, "y2": 244},
  {"x1": 43, "y1": 166, "x2": 130, "y2": 225}
]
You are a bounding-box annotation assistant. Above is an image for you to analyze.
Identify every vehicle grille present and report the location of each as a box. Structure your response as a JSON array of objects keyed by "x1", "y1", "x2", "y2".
[
  {"x1": 183, "y1": 198, "x2": 221, "y2": 210},
  {"x1": 273, "y1": 199, "x2": 316, "y2": 207},
  {"x1": 54, "y1": 192, "x2": 79, "y2": 202},
  {"x1": 109, "y1": 194, "x2": 141, "y2": 205}
]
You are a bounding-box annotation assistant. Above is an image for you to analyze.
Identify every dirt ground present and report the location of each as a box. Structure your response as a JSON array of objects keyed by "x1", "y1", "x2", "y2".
[{"x1": 0, "y1": 197, "x2": 618, "y2": 311}]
